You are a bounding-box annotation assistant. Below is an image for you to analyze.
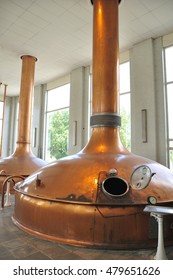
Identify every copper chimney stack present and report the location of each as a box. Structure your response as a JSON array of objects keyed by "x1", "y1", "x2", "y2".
[
  {"x1": 0, "y1": 55, "x2": 46, "y2": 190},
  {"x1": 13, "y1": 0, "x2": 173, "y2": 249}
]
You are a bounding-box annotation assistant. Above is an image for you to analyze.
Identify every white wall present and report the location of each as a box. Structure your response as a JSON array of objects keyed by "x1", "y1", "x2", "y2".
[
  {"x1": 47, "y1": 74, "x2": 70, "y2": 91},
  {"x1": 68, "y1": 66, "x2": 90, "y2": 155},
  {"x1": 130, "y1": 37, "x2": 168, "y2": 165},
  {"x1": 2, "y1": 96, "x2": 18, "y2": 157},
  {"x1": 31, "y1": 84, "x2": 46, "y2": 158},
  {"x1": 130, "y1": 38, "x2": 157, "y2": 161}
]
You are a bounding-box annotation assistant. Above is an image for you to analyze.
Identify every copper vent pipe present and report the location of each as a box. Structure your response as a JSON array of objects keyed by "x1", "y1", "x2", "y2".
[
  {"x1": 84, "y1": 0, "x2": 124, "y2": 155},
  {"x1": 92, "y1": 0, "x2": 119, "y2": 114},
  {"x1": 16, "y1": 55, "x2": 37, "y2": 153},
  {"x1": 13, "y1": 0, "x2": 173, "y2": 249},
  {"x1": 0, "y1": 55, "x2": 46, "y2": 191}
]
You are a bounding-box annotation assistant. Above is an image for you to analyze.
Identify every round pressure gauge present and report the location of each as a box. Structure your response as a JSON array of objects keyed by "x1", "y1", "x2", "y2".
[
  {"x1": 130, "y1": 165, "x2": 152, "y2": 190},
  {"x1": 147, "y1": 196, "x2": 157, "y2": 205}
]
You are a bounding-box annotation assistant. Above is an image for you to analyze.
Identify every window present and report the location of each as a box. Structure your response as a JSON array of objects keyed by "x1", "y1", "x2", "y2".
[
  {"x1": 164, "y1": 45, "x2": 173, "y2": 169},
  {"x1": 44, "y1": 84, "x2": 70, "y2": 162},
  {"x1": 119, "y1": 61, "x2": 131, "y2": 150},
  {"x1": 0, "y1": 101, "x2": 3, "y2": 152}
]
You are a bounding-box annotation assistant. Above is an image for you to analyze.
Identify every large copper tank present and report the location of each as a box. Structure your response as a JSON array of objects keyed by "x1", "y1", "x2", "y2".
[
  {"x1": 12, "y1": 0, "x2": 173, "y2": 249},
  {"x1": 0, "y1": 55, "x2": 47, "y2": 191}
]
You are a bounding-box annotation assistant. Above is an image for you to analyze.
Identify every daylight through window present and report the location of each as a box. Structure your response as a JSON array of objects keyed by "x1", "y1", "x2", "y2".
[
  {"x1": 119, "y1": 61, "x2": 131, "y2": 150},
  {"x1": 44, "y1": 84, "x2": 70, "y2": 162},
  {"x1": 164, "y1": 45, "x2": 173, "y2": 170}
]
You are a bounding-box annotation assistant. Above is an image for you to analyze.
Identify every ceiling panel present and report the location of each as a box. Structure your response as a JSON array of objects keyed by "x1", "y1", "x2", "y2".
[{"x1": 0, "y1": 0, "x2": 173, "y2": 96}]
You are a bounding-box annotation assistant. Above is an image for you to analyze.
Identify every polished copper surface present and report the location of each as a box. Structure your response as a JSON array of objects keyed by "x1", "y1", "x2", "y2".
[
  {"x1": 13, "y1": 0, "x2": 173, "y2": 249},
  {"x1": 0, "y1": 55, "x2": 46, "y2": 192},
  {"x1": 92, "y1": 0, "x2": 119, "y2": 113}
]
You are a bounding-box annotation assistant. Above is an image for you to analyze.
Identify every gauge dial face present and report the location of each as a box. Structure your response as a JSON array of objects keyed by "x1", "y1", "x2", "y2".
[
  {"x1": 130, "y1": 165, "x2": 152, "y2": 190},
  {"x1": 147, "y1": 196, "x2": 157, "y2": 205}
]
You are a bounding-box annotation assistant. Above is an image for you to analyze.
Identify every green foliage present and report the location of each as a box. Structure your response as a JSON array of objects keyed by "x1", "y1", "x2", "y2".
[
  {"x1": 120, "y1": 108, "x2": 131, "y2": 150},
  {"x1": 48, "y1": 109, "x2": 69, "y2": 160},
  {"x1": 169, "y1": 150, "x2": 173, "y2": 170}
]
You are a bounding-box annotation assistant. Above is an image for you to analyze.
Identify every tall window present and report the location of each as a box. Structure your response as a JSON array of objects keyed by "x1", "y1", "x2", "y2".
[
  {"x1": 0, "y1": 101, "x2": 3, "y2": 152},
  {"x1": 119, "y1": 61, "x2": 131, "y2": 150},
  {"x1": 164, "y1": 45, "x2": 173, "y2": 169},
  {"x1": 44, "y1": 84, "x2": 70, "y2": 162}
]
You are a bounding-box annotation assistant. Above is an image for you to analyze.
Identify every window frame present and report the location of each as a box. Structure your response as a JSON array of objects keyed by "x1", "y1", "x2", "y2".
[
  {"x1": 163, "y1": 45, "x2": 173, "y2": 169},
  {"x1": 119, "y1": 61, "x2": 131, "y2": 150},
  {"x1": 0, "y1": 101, "x2": 4, "y2": 153}
]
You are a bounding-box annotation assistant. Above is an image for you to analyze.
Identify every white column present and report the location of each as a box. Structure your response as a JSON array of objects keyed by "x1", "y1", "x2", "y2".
[
  {"x1": 151, "y1": 213, "x2": 168, "y2": 260},
  {"x1": 68, "y1": 66, "x2": 91, "y2": 155},
  {"x1": 130, "y1": 38, "x2": 157, "y2": 161}
]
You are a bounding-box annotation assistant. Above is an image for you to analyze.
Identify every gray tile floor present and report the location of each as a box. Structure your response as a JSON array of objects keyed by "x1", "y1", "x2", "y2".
[{"x1": 1, "y1": 195, "x2": 173, "y2": 260}]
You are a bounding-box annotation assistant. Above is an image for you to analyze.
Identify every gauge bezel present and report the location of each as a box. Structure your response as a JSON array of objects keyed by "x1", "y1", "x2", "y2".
[
  {"x1": 130, "y1": 165, "x2": 152, "y2": 190},
  {"x1": 147, "y1": 196, "x2": 157, "y2": 205}
]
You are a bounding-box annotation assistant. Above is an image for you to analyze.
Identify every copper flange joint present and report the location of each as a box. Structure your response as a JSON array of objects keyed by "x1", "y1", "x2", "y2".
[
  {"x1": 20, "y1": 55, "x2": 38, "y2": 62},
  {"x1": 90, "y1": 113, "x2": 121, "y2": 128}
]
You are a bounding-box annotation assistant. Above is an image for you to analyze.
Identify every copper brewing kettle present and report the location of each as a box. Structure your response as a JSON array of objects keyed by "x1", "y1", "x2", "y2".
[
  {"x1": 12, "y1": 0, "x2": 173, "y2": 249},
  {"x1": 0, "y1": 55, "x2": 47, "y2": 192}
]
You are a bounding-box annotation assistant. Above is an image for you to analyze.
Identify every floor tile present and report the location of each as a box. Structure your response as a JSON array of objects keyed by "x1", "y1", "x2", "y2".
[{"x1": 22, "y1": 251, "x2": 52, "y2": 260}]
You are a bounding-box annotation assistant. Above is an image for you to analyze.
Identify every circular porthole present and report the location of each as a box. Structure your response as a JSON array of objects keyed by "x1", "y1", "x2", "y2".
[{"x1": 102, "y1": 176, "x2": 129, "y2": 198}]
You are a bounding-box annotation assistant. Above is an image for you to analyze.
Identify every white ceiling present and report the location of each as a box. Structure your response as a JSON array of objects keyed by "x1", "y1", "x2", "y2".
[{"x1": 0, "y1": 0, "x2": 173, "y2": 96}]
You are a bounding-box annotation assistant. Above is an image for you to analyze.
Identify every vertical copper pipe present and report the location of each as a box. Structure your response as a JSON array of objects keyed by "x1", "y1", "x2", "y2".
[
  {"x1": 15, "y1": 55, "x2": 37, "y2": 152},
  {"x1": 92, "y1": 0, "x2": 119, "y2": 114},
  {"x1": 85, "y1": 0, "x2": 123, "y2": 154}
]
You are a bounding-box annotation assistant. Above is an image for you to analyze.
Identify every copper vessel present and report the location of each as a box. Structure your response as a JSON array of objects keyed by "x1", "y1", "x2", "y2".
[
  {"x1": 0, "y1": 55, "x2": 47, "y2": 192},
  {"x1": 12, "y1": 0, "x2": 173, "y2": 249}
]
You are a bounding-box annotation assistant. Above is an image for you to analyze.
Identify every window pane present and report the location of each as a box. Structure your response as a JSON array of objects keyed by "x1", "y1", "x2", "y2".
[
  {"x1": 47, "y1": 84, "x2": 70, "y2": 111},
  {"x1": 169, "y1": 140, "x2": 173, "y2": 148},
  {"x1": 0, "y1": 102, "x2": 4, "y2": 149},
  {"x1": 120, "y1": 62, "x2": 130, "y2": 93},
  {"x1": 45, "y1": 109, "x2": 69, "y2": 162},
  {"x1": 165, "y1": 46, "x2": 173, "y2": 82},
  {"x1": 0, "y1": 119, "x2": 2, "y2": 147},
  {"x1": 169, "y1": 150, "x2": 173, "y2": 171},
  {"x1": 167, "y1": 83, "x2": 173, "y2": 138},
  {"x1": 120, "y1": 93, "x2": 131, "y2": 150},
  {"x1": 0, "y1": 102, "x2": 3, "y2": 119}
]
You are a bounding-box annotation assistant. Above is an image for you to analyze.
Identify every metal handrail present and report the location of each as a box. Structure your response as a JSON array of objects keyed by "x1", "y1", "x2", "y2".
[{"x1": 1, "y1": 175, "x2": 25, "y2": 209}]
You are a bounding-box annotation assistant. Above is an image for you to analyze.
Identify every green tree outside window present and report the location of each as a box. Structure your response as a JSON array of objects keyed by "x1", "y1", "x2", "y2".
[{"x1": 48, "y1": 109, "x2": 69, "y2": 160}]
